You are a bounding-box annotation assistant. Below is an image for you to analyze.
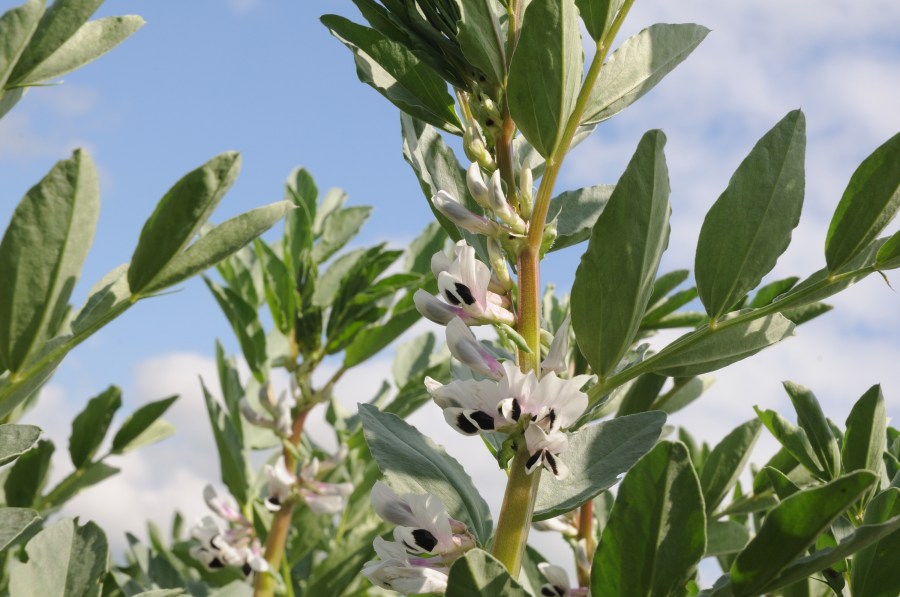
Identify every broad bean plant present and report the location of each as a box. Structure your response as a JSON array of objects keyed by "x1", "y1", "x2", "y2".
[{"x1": 1, "y1": 0, "x2": 899, "y2": 596}]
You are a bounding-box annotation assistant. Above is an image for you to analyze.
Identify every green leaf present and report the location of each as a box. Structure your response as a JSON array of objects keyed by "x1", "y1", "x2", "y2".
[
  {"x1": 284, "y1": 166, "x2": 318, "y2": 265},
  {"x1": 4, "y1": 438, "x2": 53, "y2": 507},
  {"x1": 546, "y1": 185, "x2": 614, "y2": 251},
  {"x1": 9, "y1": 518, "x2": 109, "y2": 596},
  {"x1": 706, "y1": 520, "x2": 750, "y2": 557},
  {"x1": 730, "y1": 470, "x2": 877, "y2": 596},
  {"x1": 749, "y1": 276, "x2": 799, "y2": 308},
  {"x1": 0, "y1": 149, "x2": 99, "y2": 372},
  {"x1": 507, "y1": 0, "x2": 582, "y2": 157},
  {"x1": 128, "y1": 152, "x2": 241, "y2": 294},
  {"x1": 69, "y1": 385, "x2": 121, "y2": 468},
  {"x1": 71, "y1": 264, "x2": 131, "y2": 335},
  {"x1": 591, "y1": 441, "x2": 706, "y2": 597},
  {"x1": 701, "y1": 419, "x2": 762, "y2": 514},
  {"x1": 657, "y1": 376, "x2": 714, "y2": 415},
  {"x1": 144, "y1": 200, "x2": 291, "y2": 294},
  {"x1": 755, "y1": 405, "x2": 826, "y2": 480},
  {"x1": 851, "y1": 488, "x2": 900, "y2": 597},
  {"x1": 201, "y1": 381, "x2": 250, "y2": 506},
  {"x1": 534, "y1": 411, "x2": 666, "y2": 520},
  {"x1": 843, "y1": 385, "x2": 887, "y2": 477},
  {"x1": 764, "y1": 466, "x2": 801, "y2": 500},
  {"x1": 825, "y1": 132, "x2": 900, "y2": 272},
  {"x1": 695, "y1": 110, "x2": 806, "y2": 319},
  {"x1": 0, "y1": 87, "x2": 25, "y2": 119},
  {"x1": 446, "y1": 549, "x2": 529, "y2": 597},
  {"x1": 456, "y1": 0, "x2": 506, "y2": 86},
  {"x1": 583, "y1": 23, "x2": 710, "y2": 125},
  {"x1": 255, "y1": 239, "x2": 294, "y2": 334},
  {"x1": 616, "y1": 373, "x2": 666, "y2": 417},
  {"x1": 572, "y1": 130, "x2": 670, "y2": 379},
  {"x1": 321, "y1": 15, "x2": 461, "y2": 134},
  {"x1": 14, "y1": 15, "x2": 144, "y2": 86},
  {"x1": 40, "y1": 461, "x2": 119, "y2": 510},
  {"x1": 312, "y1": 248, "x2": 366, "y2": 307},
  {"x1": 0, "y1": 507, "x2": 40, "y2": 550},
  {"x1": 391, "y1": 332, "x2": 437, "y2": 389},
  {"x1": 8, "y1": 0, "x2": 101, "y2": 83},
  {"x1": 0, "y1": 422, "x2": 41, "y2": 465},
  {"x1": 359, "y1": 403, "x2": 492, "y2": 544},
  {"x1": 110, "y1": 395, "x2": 177, "y2": 454},
  {"x1": 876, "y1": 230, "x2": 900, "y2": 270},
  {"x1": 0, "y1": 0, "x2": 44, "y2": 90},
  {"x1": 311, "y1": 205, "x2": 372, "y2": 263},
  {"x1": 204, "y1": 277, "x2": 267, "y2": 379},
  {"x1": 783, "y1": 381, "x2": 841, "y2": 480},
  {"x1": 647, "y1": 313, "x2": 795, "y2": 377},
  {"x1": 576, "y1": 0, "x2": 625, "y2": 41}
]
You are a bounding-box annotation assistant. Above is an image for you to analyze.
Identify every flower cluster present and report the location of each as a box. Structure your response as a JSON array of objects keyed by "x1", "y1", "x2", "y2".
[
  {"x1": 426, "y1": 354, "x2": 590, "y2": 479},
  {"x1": 362, "y1": 482, "x2": 476, "y2": 594},
  {"x1": 414, "y1": 240, "x2": 515, "y2": 326},
  {"x1": 263, "y1": 449, "x2": 353, "y2": 514},
  {"x1": 190, "y1": 486, "x2": 267, "y2": 576}
]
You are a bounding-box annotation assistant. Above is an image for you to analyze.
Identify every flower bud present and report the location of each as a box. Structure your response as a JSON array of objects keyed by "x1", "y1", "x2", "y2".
[
  {"x1": 432, "y1": 190, "x2": 500, "y2": 237},
  {"x1": 487, "y1": 238, "x2": 513, "y2": 292},
  {"x1": 519, "y1": 165, "x2": 534, "y2": 220},
  {"x1": 466, "y1": 162, "x2": 492, "y2": 209},
  {"x1": 463, "y1": 128, "x2": 495, "y2": 170},
  {"x1": 489, "y1": 171, "x2": 526, "y2": 233}
]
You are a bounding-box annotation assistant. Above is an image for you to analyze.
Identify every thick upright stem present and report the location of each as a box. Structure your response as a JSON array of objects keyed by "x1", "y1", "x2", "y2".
[
  {"x1": 576, "y1": 501, "x2": 594, "y2": 587},
  {"x1": 254, "y1": 408, "x2": 309, "y2": 597},
  {"x1": 490, "y1": 444, "x2": 542, "y2": 573}
]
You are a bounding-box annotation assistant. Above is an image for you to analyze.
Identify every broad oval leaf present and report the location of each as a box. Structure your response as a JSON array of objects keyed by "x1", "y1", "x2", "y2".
[
  {"x1": 825, "y1": 132, "x2": 900, "y2": 272},
  {"x1": 0, "y1": 423, "x2": 41, "y2": 466},
  {"x1": 706, "y1": 520, "x2": 750, "y2": 557},
  {"x1": 0, "y1": 149, "x2": 98, "y2": 372},
  {"x1": 876, "y1": 229, "x2": 900, "y2": 270},
  {"x1": 591, "y1": 441, "x2": 706, "y2": 597},
  {"x1": 783, "y1": 381, "x2": 840, "y2": 480},
  {"x1": 321, "y1": 15, "x2": 461, "y2": 134},
  {"x1": 456, "y1": 0, "x2": 506, "y2": 86},
  {"x1": 0, "y1": 507, "x2": 40, "y2": 551},
  {"x1": 359, "y1": 403, "x2": 492, "y2": 544},
  {"x1": 700, "y1": 419, "x2": 762, "y2": 514},
  {"x1": 446, "y1": 549, "x2": 529, "y2": 597},
  {"x1": 730, "y1": 470, "x2": 877, "y2": 596},
  {"x1": 572, "y1": 130, "x2": 670, "y2": 379},
  {"x1": 8, "y1": 0, "x2": 101, "y2": 84},
  {"x1": 111, "y1": 395, "x2": 177, "y2": 454},
  {"x1": 576, "y1": 0, "x2": 625, "y2": 42},
  {"x1": 507, "y1": 0, "x2": 583, "y2": 157},
  {"x1": 71, "y1": 264, "x2": 131, "y2": 335},
  {"x1": 0, "y1": 0, "x2": 44, "y2": 89},
  {"x1": 754, "y1": 406, "x2": 825, "y2": 481},
  {"x1": 843, "y1": 385, "x2": 887, "y2": 477},
  {"x1": 69, "y1": 385, "x2": 121, "y2": 468},
  {"x1": 8, "y1": 518, "x2": 109, "y2": 597},
  {"x1": 850, "y1": 488, "x2": 900, "y2": 597},
  {"x1": 14, "y1": 15, "x2": 144, "y2": 86},
  {"x1": 583, "y1": 23, "x2": 710, "y2": 126},
  {"x1": 4, "y1": 438, "x2": 52, "y2": 507},
  {"x1": 144, "y1": 200, "x2": 291, "y2": 293},
  {"x1": 647, "y1": 313, "x2": 795, "y2": 378},
  {"x1": 201, "y1": 381, "x2": 250, "y2": 506},
  {"x1": 546, "y1": 184, "x2": 613, "y2": 252},
  {"x1": 128, "y1": 152, "x2": 241, "y2": 294},
  {"x1": 695, "y1": 110, "x2": 806, "y2": 319},
  {"x1": 534, "y1": 411, "x2": 666, "y2": 520}
]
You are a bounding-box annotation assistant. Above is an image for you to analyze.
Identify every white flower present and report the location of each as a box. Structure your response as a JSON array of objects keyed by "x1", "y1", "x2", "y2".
[
  {"x1": 370, "y1": 482, "x2": 474, "y2": 556},
  {"x1": 533, "y1": 512, "x2": 578, "y2": 537},
  {"x1": 538, "y1": 562, "x2": 582, "y2": 597},
  {"x1": 263, "y1": 456, "x2": 297, "y2": 511},
  {"x1": 446, "y1": 317, "x2": 504, "y2": 380},
  {"x1": 203, "y1": 485, "x2": 247, "y2": 525},
  {"x1": 299, "y1": 458, "x2": 353, "y2": 514},
  {"x1": 524, "y1": 425, "x2": 570, "y2": 480},
  {"x1": 240, "y1": 383, "x2": 296, "y2": 437},
  {"x1": 495, "y1": 362, "x2": 590, "y2": 433},
  {"x1": 189, "y1": 515, "x2": 269, "y2": 576},
  {"x1": 416, "y1": 241, "x2": 515, "y2": 326},
  {"x1": 363, "y1": 537, "x2": 450, "y2": 595},
  {"x1": 432, "y1": 190, "x2": 500, "y2": 237}
]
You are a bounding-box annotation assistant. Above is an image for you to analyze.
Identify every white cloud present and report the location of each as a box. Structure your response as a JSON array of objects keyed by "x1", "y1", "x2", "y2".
[{"x1": 228, "y1": 0, "x2": 264, "y2": 15}]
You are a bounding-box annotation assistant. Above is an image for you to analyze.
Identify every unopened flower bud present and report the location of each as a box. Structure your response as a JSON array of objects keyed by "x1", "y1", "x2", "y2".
[
  {"x1": 466, "y1": 163, "x2": 491, "y2": 209},
  {"x1": 487, "y1": 238, "x2": 513, "y2": 292},
  {"x1": 432, "y1": 190, "x2": 500, "y2": 237},
  {"x1": 463, "y1": 128, "x2": 495, "y2": 171},
  {"x1": 446, "y1": 317, "x2": 504, "y2": 380},
  {"x1": 541, "y1": 219, "x2": 558, "y2": 256},
  {"x1": 489, "y1": 171, "x2": 527, "y2": 233}
]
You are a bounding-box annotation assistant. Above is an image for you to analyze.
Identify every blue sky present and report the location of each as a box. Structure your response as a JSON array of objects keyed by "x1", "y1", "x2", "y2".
[{"x1": 2, "y1": 0, "x2": 899, "y2": 582}]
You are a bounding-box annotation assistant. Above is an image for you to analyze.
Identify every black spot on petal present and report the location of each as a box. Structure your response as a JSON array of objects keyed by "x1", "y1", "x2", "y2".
[
  {"x1": 445, "y1": 289, "x2": 461, "y2": 305},
  {"x1": 545, "y1": 452, "x2": 560, "y2": 477},
  {"x1": 511, "y1": 399, "x2": 522, "y2": 421},
  {"x1": 470, "y1": 411, "x2": 495, "y2": 430},
  {"x1": 242, "y1": 562, "x2": 253, "y2": 576},
  {"x1": 456, "y1": 413, "x2": 479, "y2": 434},
  {"x1": 412, "y1": 529, "x2": 438, "y2": 552},
  {"x1": 548, "y1": 409, "x2": 557, "y2": 428},
  {"x1": 454, "y1": 283, "x2": 476, "y2": 305},
  {"x1": 209, "y1": 557, "x2": 224, "y2": 569},
  {"x1": 541, "y1": 588, "x2": 556, "y2": 597},
  {"x1": 525, "y1": 450, "x2": 542, "y2": 472}
]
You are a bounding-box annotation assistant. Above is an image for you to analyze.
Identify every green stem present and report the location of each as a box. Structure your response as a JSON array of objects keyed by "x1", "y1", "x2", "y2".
[
  {"x1": 254, "y1": 407, "x2": 310, "y2": 597},
  {"x1": 576, "y1": 500, "x2": 594, "y2": 587},
  {"x1": 490, "y1": 444, "x2": 542, "y2": 573}
]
